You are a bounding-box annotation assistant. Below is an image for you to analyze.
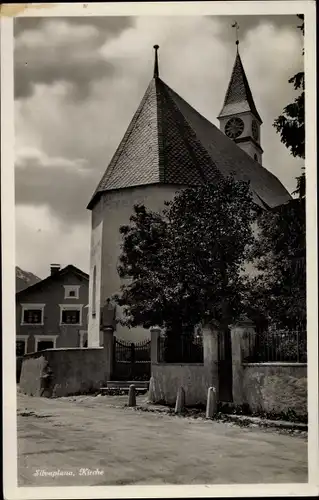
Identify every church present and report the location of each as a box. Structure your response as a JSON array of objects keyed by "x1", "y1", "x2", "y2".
[{"x1": 87, "y1": 43, "x2": 291, "y2": 347}]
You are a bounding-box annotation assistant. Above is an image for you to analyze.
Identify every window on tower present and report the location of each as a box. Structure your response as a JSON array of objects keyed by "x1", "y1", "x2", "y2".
[{"x1": 254, "y1": 154, "x2": 258, "y2": 161}]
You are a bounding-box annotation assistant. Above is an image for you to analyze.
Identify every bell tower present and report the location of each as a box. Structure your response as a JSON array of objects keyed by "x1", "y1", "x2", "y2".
[{"x1": 218, "y1": 24, "x2": 263, "y2": 164}]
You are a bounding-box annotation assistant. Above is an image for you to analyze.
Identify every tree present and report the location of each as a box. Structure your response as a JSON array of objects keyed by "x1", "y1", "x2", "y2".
[
  {"x1": 273, "y1": 14, "x2": 305, "y2": 198},
  {"x1": 247, "y1": 15, "x2": 306, "y2": 330},
  {"x1": 245, "y1": 197, "x2": 306, "y2": 330},
  {"x1": 114, "y1": 176, "x2": 257, "y2": 339}
]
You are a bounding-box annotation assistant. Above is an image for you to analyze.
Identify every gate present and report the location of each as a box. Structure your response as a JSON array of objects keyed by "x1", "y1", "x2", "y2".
[
  {"x1": 218, "y1": 328, "x2": 233, "y2": 403},
  {"x1": 112, "y1": 338, "x2": 151, "y2": 381}
]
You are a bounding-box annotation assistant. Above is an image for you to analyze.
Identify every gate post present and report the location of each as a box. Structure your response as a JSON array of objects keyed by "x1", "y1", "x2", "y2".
[
  {"x1": 130, "y1": 342, "x2": 135, "y2": 380},
  {"x1": 230, "y1": 318, "x2": 255, "y2": 406},
  {"x1": 150, "y1": 326, "x2": 161, "y2": 365},
  {"x1": 202, "y1": 322, "x2": 219, "y2": 403},
  {"x1": 102, "y1": 326, "x2": 114, "y2": 382}
]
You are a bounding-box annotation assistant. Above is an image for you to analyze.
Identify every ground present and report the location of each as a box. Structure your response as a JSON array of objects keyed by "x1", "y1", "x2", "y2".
[{"x1": 18, "y1": 392, "x2": 308, "y2": 486}]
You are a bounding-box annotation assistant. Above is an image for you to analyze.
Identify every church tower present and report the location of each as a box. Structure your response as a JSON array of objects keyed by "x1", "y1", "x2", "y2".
[{"x1": 218, "y1": 38, "x2": 263, "y2": 165}]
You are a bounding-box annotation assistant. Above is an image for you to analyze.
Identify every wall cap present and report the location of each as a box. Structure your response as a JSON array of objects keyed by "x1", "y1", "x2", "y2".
[
  {"x1": 152, "y1": 362, "x2": 204, "y2": 366},
  {"x1": 150, "y1": 326, "x2": 162, "y2": 333},
  {"x1": 230, "y1": 319, "x2": 255, "y2": 328},
  {"x1": 23, "y1": 347, "x2": 103, "y2": 358},
  {"x1": 243, "y1": 362, "x2": 307, "y2": 367}
]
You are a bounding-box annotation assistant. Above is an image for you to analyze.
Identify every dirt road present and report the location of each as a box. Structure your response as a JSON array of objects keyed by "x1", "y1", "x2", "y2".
[{"x1": 17, "y1": 393, "x2": 307, "y2": 486}]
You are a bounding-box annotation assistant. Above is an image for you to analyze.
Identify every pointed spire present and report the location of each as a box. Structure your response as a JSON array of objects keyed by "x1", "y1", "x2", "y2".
[
  {"x1": 153, "y1": 44, "x2": 159, "y2": 78},
  {"x1": 218, "y1": 44, "x2": 262, "y2": 123}
]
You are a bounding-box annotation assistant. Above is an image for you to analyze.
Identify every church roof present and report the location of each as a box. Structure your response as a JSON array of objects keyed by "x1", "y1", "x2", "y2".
[
  {"x1": 88, "y1": 75, "x2": 290, "y2": 210},
  {"x1": 218, "y1": 50, "x2": 262, "y2": 123}
]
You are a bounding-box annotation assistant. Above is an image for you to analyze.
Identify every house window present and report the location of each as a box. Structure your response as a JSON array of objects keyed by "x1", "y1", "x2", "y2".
[
  {"x1": 59, "y1": 305, "x2": 83, "y2": 326},
  {"x1": 92, "y1": 266, "x2": 97, "y2": 317},
  {"x1": 64, "y1": 285, "x2": 80, "y2": 299},
  {"x1": 62, "y1": 310, "x2": 80, "y2": 324},
  {"x1": 21, "y1": 304, "x2": 45, "y2": 325},
  {"x1": 34, "y1": 335, "x2": 58, "y2": 352},
  {"x1": 16, "y1": 335, "x2": 29, "y2": 356}
]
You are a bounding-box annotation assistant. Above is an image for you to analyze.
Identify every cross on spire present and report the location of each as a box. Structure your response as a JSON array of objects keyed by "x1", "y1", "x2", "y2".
[
  {"x1": 231, "y1": 21, "x2": 240, "y2": 49},
  {"x1": 153, "y1": 44, "x2": 159, "y2": 78}
]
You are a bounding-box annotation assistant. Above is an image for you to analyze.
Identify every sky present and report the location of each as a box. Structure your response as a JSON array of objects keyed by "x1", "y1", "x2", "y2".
[{"x1": 14, "y1": 14, "x2": 304, "y2": 279}]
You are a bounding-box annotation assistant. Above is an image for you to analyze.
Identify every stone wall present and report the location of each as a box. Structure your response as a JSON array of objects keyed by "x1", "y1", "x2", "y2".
[
  {"x1": 19, "y1": 347, "x2": 108, "y2": 398},
  {"x1": 151, "y1": 363, "x2": 207, "y2": 405},
  {"x1": 242, "y1": 363, "x2": 307, "y2": 418},
  {"x1": 149, "y1": 325, "x2": 219, "y2": 406}
]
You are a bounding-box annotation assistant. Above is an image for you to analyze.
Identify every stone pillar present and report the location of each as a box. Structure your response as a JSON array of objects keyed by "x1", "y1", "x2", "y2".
[
  {"x1": 230, "y1": 318, "x2": 255, "y2": 406},
  {"x1": 102, "y1": 326, "x2": 114, "y2": 382},
  {"x1": 149, "y1": 326, "x2": 161, "y2": 403},
  {"x1": 150, "y1": 326, "x2": 161, "y2": 365},
  {"x1": 202, "y1": 323, "x2": 219, "y2": 402}
]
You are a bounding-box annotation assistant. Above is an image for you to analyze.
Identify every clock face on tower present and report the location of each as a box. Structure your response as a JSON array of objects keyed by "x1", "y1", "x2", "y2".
[
  {"x1": 252, "y1": 120, "x2": 259, "y2": 141},
  {"x1": 225, "y1": 117, "x2": 244, "y2": 139}
]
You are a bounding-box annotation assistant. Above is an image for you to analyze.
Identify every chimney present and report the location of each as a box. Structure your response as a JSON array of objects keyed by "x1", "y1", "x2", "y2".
[{"x1": 50, "y1": 264, "x2": 61, "y2": 276}]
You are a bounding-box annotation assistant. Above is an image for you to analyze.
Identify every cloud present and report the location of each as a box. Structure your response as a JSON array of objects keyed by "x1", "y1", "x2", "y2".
[
  {"x1": 15, "y1": 147, "x2": 94, "y2": 226},
  {"x1": 14, "y1": 16, "x2": 134, "y2": 99},
  {"x1": 15, "y1": 205, "x2": 90, "y2": 278}
]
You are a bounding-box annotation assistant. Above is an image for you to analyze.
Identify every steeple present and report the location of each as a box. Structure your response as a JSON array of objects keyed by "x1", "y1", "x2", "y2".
[
  {"x1": 218, "y1": 48, "x2": 261, "y2": 122},
  {"x1": 218, "y1": 27, "x2": 263, "y2": 164}
]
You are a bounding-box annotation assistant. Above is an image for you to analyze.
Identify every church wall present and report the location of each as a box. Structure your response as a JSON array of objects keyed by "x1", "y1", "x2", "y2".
[
  {"x1": 88, "y1": 200, "x2": 104, "y2": 347},
  {"x1": 90, "y1": 184, "x2": 181, "y2": 344},
  {"x1": 239, "y1": 142, "x2": 262, "y2": 164}
]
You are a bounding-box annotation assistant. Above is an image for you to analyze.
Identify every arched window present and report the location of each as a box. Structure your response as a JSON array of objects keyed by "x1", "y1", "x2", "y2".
[
  {"x1": 92, "y1": 266, "x2": 97, "y2": 317},
  {"x1": 254, "y1": 154, "x2": 258, "y2": 161}
]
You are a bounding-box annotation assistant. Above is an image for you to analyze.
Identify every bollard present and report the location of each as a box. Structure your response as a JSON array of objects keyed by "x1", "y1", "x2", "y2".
[
  {"x1": 148, "y1": 376, "x2": 156, "y2": 403},
  {"x1": 128, "y1": 384, "x2": 136, "y2": 407},
  {"x1": 174, "y1": 387, "x2": 185, "y2": 414},
  {"x1": 206, "y1": 386, "x2": 217, "y2": 418}
]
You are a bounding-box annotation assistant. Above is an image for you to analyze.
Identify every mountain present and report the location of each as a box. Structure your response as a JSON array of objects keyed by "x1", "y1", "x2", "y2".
[{"x1": 16, "y1": 266, "x2": 41, "y2": 293}]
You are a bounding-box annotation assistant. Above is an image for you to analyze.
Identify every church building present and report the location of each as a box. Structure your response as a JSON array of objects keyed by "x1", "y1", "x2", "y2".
[{"x1": 87, "y1": 43, "x2": 291, "y2": 346}]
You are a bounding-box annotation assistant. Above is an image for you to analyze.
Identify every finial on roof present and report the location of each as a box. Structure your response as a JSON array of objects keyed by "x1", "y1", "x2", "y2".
[
  {"x1": 153, "y1": 44, "x2": 159, "y2": 78},
  {"x1": 231, "y1": 21, "x2": 240, "y2": 51}
]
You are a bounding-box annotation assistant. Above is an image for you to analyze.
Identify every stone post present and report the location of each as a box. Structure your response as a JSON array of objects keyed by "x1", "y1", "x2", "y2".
[
  {"x1": 102, "y1": 326, "x2": 114, "y2": 382},
  {"x1": 230, "y1": 318, "x2": 256, "y2": 406},
  {"x1": 206, "y1": 386, "x2": 217, "y2": 418},
  {"x1": 175, "y1": 387, "x2": 185, "y2": 414},
  {"x1": 128, "y1": 384, "x2": 136, "y2": 407},
  {"x1": 202, "y1": 322, "x2": 219, "y2": 403},
  {"x1": 147, "y1": 376, "x2": 156, "y2": 403}
]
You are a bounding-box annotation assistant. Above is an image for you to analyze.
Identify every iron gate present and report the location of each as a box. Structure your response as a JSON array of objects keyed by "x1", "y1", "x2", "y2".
[
  {"x1": 112, "y1": 338, "x2": 151, "y2": 381},
  {"x1": 218, "y1": 328, "x2": 233, "y2": 403}
]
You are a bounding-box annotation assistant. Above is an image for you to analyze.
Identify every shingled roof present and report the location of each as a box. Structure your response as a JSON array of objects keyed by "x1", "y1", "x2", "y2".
[
  {"x1": 218, "y1": 50, "x2": 262, "y2": 122},
  {"x1": 88, "y1": 73, "x2": 290, "y2": 210}
]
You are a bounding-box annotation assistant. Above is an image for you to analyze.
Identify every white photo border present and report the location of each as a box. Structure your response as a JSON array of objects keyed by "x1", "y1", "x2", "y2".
[{"x1": 1, "y1": 1, "x2": 318, "y2": 499}]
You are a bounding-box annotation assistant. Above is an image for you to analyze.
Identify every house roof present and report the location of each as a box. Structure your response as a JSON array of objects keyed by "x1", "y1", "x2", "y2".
[
  {"x1": 16, "y1": 264, "x2": 89, "y2": 297},
  {"x1": 218, "y1": 50, "x2": 262, "y2": 122},
  {"x1": 88, "y1": 71, "x2": 290, "y2": 211}
]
